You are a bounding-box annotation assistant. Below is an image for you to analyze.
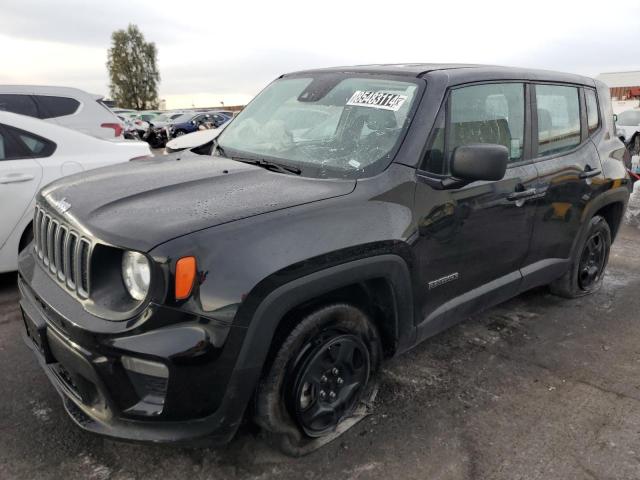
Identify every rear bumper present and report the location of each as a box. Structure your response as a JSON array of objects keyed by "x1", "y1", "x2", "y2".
[{"x1": 18, "y1": 265, "x2": 258, "y2": 445}]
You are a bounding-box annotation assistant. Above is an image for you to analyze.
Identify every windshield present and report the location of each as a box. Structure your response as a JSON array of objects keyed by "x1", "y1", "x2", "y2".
[
  {"x1": 617, "y1": 110, "x2": 640, "y2": 126},
  {"x1": 216, "y1": 74, "x2": 421, "y2": 178}
]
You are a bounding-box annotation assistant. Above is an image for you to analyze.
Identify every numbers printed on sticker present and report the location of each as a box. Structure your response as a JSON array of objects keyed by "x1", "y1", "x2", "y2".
[{"x1": 346, "y1": 90, "x2": 408, "y2": 111}]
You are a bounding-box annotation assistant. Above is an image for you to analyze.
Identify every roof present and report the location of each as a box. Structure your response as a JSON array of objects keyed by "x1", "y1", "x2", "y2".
[
  {"x1": 596, "y1": 71, "x2": 640, "y2": 88},
  {"x1": 285, "y1": 63, "x2": 595, "y2": 86},
  {"x1": 285, "y1": 63, "x2": 482, "y2": 77},
  {"x1": 0, "y1": 84, "x2": 102, "y2": 100}
]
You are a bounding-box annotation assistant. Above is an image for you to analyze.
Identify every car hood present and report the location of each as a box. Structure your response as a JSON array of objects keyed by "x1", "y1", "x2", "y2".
[
  {"x1": 38, "y1": 152, "x2": 356, "y2": 252},
  {"x1": 166, "y1": 128, "x2": 221, "y2": 150}
]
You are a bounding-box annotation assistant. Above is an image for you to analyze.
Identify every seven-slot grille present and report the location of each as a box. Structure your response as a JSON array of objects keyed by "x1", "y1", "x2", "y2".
[{"x1": 33, "y1": 205, "x2": 92, "y2": 298}]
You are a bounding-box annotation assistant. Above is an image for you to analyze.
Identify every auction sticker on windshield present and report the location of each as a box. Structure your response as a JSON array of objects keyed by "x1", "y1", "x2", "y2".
[{"x1": 347, "y1": 90, "x2": 408, "y2": 111}]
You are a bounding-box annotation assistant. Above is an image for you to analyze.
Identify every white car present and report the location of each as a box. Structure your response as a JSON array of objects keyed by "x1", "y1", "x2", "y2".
[
  {"x1": 0, "y1": 111, "x2": 151, "y2": 273},
  {"x1": 0, "y1": 85, "x2": 124, "y2": 139},
  {"x1": 616, "y1": 109, "x2": 640, "y2": 152}
]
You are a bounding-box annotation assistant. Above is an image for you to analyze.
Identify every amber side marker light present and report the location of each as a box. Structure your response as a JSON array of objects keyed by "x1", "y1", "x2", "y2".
[{"x1": 175, "y1": 256, "x2": 196, "y2": 300}]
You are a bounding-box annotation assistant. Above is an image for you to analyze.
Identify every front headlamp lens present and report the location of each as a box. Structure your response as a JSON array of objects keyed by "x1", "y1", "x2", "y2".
[{"x1": 122, "y1": 251, "x2": 150, "y2": 301}]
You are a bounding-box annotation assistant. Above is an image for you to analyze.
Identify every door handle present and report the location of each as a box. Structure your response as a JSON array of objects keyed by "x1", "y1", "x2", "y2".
[
  {"x1": 0, "y1": 173, "x2": 35, "y2": 184},
  {"x1": 507, "y1": 188, "x2": 537, "y2": 201},
  {"x1": 579, "y1": 168, "x2": 601, "y2": 179}
]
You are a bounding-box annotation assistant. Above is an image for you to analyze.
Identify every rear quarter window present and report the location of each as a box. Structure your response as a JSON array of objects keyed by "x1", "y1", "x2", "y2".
[
  {"x1": 35, "y1": 95, "x2": 80, "y2": 118},
  {"x1": 0, "y1": 94, "x2": 39, "y2": 118}
]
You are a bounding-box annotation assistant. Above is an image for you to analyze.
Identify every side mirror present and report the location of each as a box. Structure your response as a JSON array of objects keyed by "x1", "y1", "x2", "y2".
[
  {"x1": 613, "y1": 114, "x2": 618, "y2": 123},
  {"x1": 450, "y1": 144, "x2": 508, "y2": 183}
]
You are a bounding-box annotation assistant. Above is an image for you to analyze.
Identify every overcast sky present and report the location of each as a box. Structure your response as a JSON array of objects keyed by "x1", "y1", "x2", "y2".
[{"x1": 2, "y1": 0, "x2": 639, "y2": 109}]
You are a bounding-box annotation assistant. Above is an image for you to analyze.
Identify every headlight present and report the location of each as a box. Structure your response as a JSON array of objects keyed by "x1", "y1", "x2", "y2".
[{"x1": 122, "y1": 251, "x2": 150, "y2": 301}]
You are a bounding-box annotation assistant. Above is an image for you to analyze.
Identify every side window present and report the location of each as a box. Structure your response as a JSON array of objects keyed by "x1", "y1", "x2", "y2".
[
  {"x1": 449, "y1": 83, "x2": 525, "y2": 162},
  {"x1": 0, "y1": 94, "x2": 39, "y2": 118},
  {"x1": 585, "y1": 89, "x2": 600, "y2": 135},
  {"x1": 535, "y1": 85, "x2": 581, "y2": 156},
  {"x1": 1, "y1": 124, "x2": 56, "y2": 159},
  {"x1": 35, "y1": 95, "x2": 80, "y2": 119}
]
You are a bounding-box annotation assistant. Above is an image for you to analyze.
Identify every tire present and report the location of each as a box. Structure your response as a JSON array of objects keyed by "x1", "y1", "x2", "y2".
[
  {"x1": 255, "y1": 303, "x2": 382, "y2": 456},
  {"x1": 174, "y1": 130, "x2": 186, "y2": 137},
  {"x1": 549, "y1": 215, "x2": 611, "y2": 298}
]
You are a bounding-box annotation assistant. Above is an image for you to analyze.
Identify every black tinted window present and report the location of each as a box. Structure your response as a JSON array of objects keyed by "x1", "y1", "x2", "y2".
[
  {"x1": 1, "y1": 124, "x2": 56, "y2": 159},
  {"x1": 0, "y1": 94, "x2": 39, "y2": 117},
  {"x1": 536, "y1": 85, "x2": 581, "y2": 156},
  {"x1": 36, "y1": 95, "x2": 80, "y2": 118},
  {"x1": 0, "y1": 128, "x2": 21, "y2": 160}
]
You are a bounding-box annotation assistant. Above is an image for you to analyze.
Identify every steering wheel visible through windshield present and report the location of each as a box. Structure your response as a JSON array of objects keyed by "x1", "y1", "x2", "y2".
[{"x1": 216, "y1": 74, "x2": 421, "y2": 178}]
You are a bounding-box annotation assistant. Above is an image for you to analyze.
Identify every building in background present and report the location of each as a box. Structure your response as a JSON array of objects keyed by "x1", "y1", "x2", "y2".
[{"x1": 597, "y1": 71, "x2": 640, "y2": 114}]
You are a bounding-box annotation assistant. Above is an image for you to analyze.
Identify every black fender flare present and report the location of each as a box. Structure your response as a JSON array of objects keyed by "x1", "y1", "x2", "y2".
[
  {"x1": 570, "y1": 184, "x2": 630, "y2": 256},
  {"x1": 234, "y1": 254, "x2": 415, "y2": 376}
]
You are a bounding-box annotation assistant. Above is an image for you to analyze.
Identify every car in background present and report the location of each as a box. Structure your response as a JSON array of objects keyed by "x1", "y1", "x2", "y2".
[
  {"x1": 0, "y1": 86, "x2": 124, "y2": 139},
  {"x1": 164, "y1": 117, "x2": 230, "y2": 153},
  {"x1": 0, "y1": 111, "x2": 151, "y2": 273},
  {"x1": 616, "y1": 109, "x2": 640, "y2": 154},
  {"x1": 168, "y1": 111, "x2": 231, "y2": 138}
]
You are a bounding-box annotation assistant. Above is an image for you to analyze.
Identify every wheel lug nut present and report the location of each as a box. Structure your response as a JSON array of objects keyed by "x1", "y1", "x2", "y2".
[
  {"x1": 319, "y1": 390, "x2": 326, "y2": 399},
  {"x1": 337, "y1": 377, "x2": 344, "y2": 385},
  {"x1": 332, "y1": 368, "x2": 339, "y2": 376},
  {"x1": 329, "y1": 391, "x2": 336, "y2": 400},
  {"x1": 320, "y1": 375, "x2": 328, "y2": 383}
]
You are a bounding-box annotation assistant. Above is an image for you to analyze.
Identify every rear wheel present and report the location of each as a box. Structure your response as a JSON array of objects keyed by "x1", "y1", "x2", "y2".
[
  {"x1": 550, "y1": 215, "x2": 611, "y2": 298},
  {"x1": 255, "y1": 303, "x2": 381, "y2": 456}
]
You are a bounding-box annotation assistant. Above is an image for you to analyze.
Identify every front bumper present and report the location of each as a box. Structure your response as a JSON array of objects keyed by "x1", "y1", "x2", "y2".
[{"x1": 18, "y1": 261, "x2": 258, "y2": 445}]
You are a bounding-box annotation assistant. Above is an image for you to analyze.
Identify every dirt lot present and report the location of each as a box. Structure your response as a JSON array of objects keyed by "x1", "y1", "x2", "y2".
[{"x1": 2, "y1": 225, "x2": 640, "y2": 480}]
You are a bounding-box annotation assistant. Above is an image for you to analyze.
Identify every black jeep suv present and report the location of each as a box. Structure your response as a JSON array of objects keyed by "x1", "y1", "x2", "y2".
[{"x1": 19, "y1": 64, "x2": 630, "y2": 455}]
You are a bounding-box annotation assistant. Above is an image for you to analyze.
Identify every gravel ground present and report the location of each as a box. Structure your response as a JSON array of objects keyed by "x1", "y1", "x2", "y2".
[{"x1": 1, "y1": 225, "x2": 640, "y2": 480}]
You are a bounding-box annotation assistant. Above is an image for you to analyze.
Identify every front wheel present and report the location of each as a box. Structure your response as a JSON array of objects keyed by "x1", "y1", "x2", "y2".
[
  {"x1": 549, "y1": 215, "x2": 611, "y2": 298},
  {"x1": 255, "y1": 304, "x2": 381, "y2": 456}
]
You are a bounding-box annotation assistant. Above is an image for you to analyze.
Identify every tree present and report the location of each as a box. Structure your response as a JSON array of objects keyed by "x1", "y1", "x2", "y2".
[{"x1": 106, "y1": 24, "x2": 160, "y2": 110}]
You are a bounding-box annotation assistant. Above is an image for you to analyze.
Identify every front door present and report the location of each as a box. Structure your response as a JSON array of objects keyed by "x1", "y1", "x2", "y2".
[{"x1": 413, "y1": 82, "x2": 538, "y2": 341}]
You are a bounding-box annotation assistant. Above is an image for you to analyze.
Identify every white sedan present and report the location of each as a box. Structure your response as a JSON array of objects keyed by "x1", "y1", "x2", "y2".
[{"x1": 0, "y1": 111, "x2": 151, "y2": 273}]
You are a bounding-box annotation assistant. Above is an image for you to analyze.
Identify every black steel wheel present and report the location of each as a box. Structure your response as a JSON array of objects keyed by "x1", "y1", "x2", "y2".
[
  {"x1": 288, "y1": 332, "x2": 370, "y2": 437},
  {"x1": 577, "y1": 230, "x2": 607, "y2": 290},
  {"x1": 255, "y1": 303, "x2": 381, "y2": 456},
  {"x1": 550, "y1": 215, "x2": 611, "y2": 298}
]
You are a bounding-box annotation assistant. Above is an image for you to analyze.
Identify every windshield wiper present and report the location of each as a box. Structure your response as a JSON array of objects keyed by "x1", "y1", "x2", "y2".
[{"x1": 233, "y1": 157, "x2": 302, "y2": 175}]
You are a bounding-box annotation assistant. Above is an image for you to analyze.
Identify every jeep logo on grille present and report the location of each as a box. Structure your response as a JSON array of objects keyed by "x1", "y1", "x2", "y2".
[{"x1": 52, "y1": 197, "x2": 71, "y2": 214}]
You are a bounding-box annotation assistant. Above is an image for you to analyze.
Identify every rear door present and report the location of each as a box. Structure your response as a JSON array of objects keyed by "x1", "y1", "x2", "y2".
[
  {"x1": 0, "y1": 124, "x2": 45, "y2": 248},
  {"x1": 413, "y1": 81, "x2": 538, "y2": 340},
  {"x1": 521, "y1": 83, "x2": 605, "y2": 281}
]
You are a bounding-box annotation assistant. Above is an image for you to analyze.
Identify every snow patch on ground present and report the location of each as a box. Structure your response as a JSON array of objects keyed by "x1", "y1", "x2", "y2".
[
  {"x1": 30, "y1": 401, "x2": 52, "y2": 421},
  {"x1": 81, "y1": 454, "x2": 112, "y2": 480},
  {"x1": 624, "y1": 181, "x2": 640, "y2": 227}
]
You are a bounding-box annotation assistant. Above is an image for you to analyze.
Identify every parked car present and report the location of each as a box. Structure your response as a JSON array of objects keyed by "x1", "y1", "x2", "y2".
[
  {"x1": 0, "y1": 111, "x2": 150, "y2": 273},
  {"x1": 19, "y1": 64, "x2": 630, "y2": 456},
  {"x1": 0, "y1": 86, "x2": 124, "y2": 139},
  {"x1": 168, "y1": 111, "x2": 230, "y2": 137},
  {"x1": 164, "y1": 118, "x2": 230, "y2": 153},
  {"x1": 615, "y1": 109, "x2": 640, "y2": 154}
]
